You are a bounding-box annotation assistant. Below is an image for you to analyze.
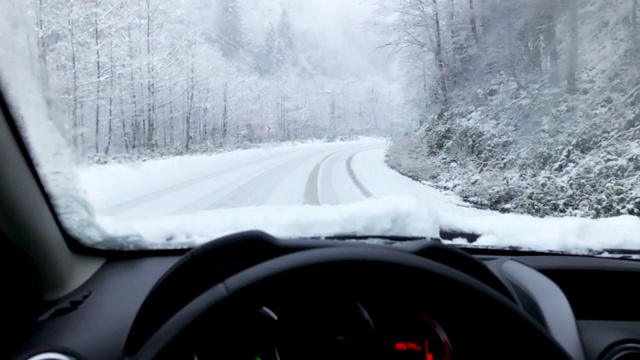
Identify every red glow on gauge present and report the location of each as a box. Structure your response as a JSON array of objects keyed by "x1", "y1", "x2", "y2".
[
  {"x1": 395, "y1": 341, "x2": 422, "y2": 351},
  {"x1": 425, "y1": 339, "x2": 434, "y2": 360},
  {"x1": 424, "y1": 339, "x2": 429, "y2": 360},
  {"x1": 418, "y1": 312, "x2": 452, "y2": 360},
  {"x1": 395, "y1": 340, "x2": 436, "y2": 359}
]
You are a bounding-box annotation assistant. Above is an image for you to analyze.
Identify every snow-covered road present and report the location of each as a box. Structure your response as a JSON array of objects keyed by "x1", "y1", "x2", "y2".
[
  {"x1": 78, "y1": 139, "x2": 640, "y2": 252},
  {"x1": 84, "y1": 139, "x2": 420, "y2": 220}
]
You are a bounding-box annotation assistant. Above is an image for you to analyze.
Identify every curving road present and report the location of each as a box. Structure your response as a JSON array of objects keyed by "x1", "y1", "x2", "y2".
[{"x1": 92, "y1": 141, "x2": 388, "y2": 221}]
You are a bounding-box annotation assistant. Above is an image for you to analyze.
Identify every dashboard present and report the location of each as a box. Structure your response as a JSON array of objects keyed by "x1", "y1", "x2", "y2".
[
  {"x1": 181, "y1": 296, "x2": 452, "y2": 360},
  {"x1": 11, "y1": 231, "x2": 640, "y2": 360}
]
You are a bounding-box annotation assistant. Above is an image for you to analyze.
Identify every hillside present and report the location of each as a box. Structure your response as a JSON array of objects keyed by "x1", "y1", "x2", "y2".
[{"x1": 386, "y1": 0, "x2": 640, "y2": 218}]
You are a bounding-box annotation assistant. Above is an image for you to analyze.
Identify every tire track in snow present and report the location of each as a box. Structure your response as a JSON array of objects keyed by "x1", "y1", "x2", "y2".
[
  {"x1": 206, "y1": 152, "x2": 315, "y2": 209},
  {"x1": 101, "y1": 151, "x2": 293, "y2": 214},
  {"x1": 303, "y1": 151, "x2": 341, "y2": 205},
  {"x1": 346, "y1": 151, "x2": 374, "y2": 198}
]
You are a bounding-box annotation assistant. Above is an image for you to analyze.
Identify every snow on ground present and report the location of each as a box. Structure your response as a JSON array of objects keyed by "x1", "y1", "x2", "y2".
[
  {"x1": 78, "y1": 138, "x2": 384, "y2": 217},
  {"x1": 351, "y1": 149, "x2": 640, "y2": 253},
  {"x1": 77, "y1": 139, "x2": 640, "y2": 253}
]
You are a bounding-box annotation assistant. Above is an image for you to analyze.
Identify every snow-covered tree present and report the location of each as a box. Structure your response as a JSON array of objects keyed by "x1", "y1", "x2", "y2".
[
  {"x1": 21, "y1": 0, "x2": 401, "y2": 159},
  {"x1": 215, "y1": 0, "x2": 244, "y2": 60}
]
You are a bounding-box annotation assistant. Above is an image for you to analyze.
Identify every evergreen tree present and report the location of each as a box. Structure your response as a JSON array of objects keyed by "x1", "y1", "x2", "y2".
[
  {"x1": 215, "y1": 0, "x2": 244, "y2": 60},
  {"x1": 277, "y1": 7, "x2": 295, "y2": 53},
  {"x1": 257, "y1": 24, "x2": 277, "y2": 75},
  {"x1": 258, "y1": 7, "x2": 297, "y2": 75}
]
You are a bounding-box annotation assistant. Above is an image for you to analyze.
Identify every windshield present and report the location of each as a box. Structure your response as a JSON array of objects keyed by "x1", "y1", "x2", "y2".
[{"x1": 1, "y1": 0, "x2": 640, "y2": 253}]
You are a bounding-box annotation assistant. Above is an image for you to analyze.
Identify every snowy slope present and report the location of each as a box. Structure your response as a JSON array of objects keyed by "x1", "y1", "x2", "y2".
[{"x1": 388, "y1": 0, "x2": 640, "y2": 219}]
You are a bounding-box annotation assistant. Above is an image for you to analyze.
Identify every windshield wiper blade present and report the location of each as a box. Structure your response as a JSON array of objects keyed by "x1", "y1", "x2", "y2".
[
  {"x1": 439, "y1": 230, "x2": 480, "y2": 243},
  {"x1": 452, "y1": 244, "x2": 566, "y2": 256},
  {"x1": 451, "y1": 245, "x2": 640, "y2": 259},
  {"x1": 303, "y1": 231, "x2": 480, "y2": 244},
  {"x1": 304, "y1": 234, "x2": 439, "y2": 243},
  {"x1": 588, "y1": 248, "x2": 640, "y2": 259}
]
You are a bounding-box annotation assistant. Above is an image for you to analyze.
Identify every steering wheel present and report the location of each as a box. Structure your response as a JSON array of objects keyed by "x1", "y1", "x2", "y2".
[{"x1": 127, "y1": 244, "x2": 571, "y2": 359}]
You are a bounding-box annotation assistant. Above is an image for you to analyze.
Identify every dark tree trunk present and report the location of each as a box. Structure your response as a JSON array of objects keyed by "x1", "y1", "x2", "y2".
[
  {"x1": 567, "y1": 0, "x2": 579, "y2": 94},
  {"x1": 222, "y1": 82, "x2": 229, "y2": 141},
  {"x1": 543, "y1": 13, "x2": 559, "y2": 83},
  {"x1": 633, "y1": 0, "x2": 638, "y2": 50},
  {"x1": 94, "y1": 0, "x2": 101, "y2": 154},
  {"x1": 469, "y1": 0, "x2": 479, "y2": 45},
  {"x1": 432, "y1": 0, "x2": 449, "y2": 108}
]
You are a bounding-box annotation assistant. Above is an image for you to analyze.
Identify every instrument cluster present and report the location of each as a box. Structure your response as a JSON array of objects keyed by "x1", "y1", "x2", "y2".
[{"x1": 192, "y1": 296, "x2": 452, "y2": 360}]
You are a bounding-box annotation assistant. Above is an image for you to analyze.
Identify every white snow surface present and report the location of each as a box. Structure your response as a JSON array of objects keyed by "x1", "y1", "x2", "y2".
[{"x1": 77, "y1": 140, "x2": 640, "y2": 253}]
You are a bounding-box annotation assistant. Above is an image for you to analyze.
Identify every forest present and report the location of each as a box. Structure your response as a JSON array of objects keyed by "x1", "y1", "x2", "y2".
[{"x1": 25, "y1": 0, "x2": 402, "y2": 162}]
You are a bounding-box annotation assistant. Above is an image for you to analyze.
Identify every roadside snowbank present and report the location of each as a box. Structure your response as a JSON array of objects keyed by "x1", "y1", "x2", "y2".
[{"x1": 353, "y1": 150, "x2": 640, "y2": 253}]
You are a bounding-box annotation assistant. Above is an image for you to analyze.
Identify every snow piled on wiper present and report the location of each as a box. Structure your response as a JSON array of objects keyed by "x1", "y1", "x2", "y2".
[
  {"x1": 441, "y1": 212, "x2": 640, "y2": 254},
  {"x1": 92, "y1": 190, "x2": 640, "y2": 254},
  {"x1": 95, "y1": 196, "x2": 440, "y2": 246}
]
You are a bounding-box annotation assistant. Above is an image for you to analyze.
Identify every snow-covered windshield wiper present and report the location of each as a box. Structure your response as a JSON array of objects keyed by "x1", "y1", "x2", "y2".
[
  {"x1": 451, "y1": 244, "x2": 640, "y2": 260},
  {"x1": 302, "y1": 234, "x2": 439, "y2": 243},
  {"x1": 439, "y1": 230, "x2": 480, "y2": 243},
  {"x1": 587, "y1": 249, "x2": 640, "y2": 260},
  {"x1": 305, "y1": 230, "x2": 481, "y2": 244}
]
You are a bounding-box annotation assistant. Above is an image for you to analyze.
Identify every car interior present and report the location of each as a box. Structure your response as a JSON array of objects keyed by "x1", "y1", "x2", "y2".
[{"x1": 3, "y1": 84, "x2": 640, "y2": 360}]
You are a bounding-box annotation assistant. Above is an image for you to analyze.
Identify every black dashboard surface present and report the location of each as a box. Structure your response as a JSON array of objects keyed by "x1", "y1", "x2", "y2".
[{"x1": 12, "y1": 234, "x2": 640, "y2": 360}]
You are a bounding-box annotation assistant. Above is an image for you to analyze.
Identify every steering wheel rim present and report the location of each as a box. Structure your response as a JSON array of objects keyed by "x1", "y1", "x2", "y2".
[{"x1": 129, "y1": 246, "x2": 571, "y2": 360}]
